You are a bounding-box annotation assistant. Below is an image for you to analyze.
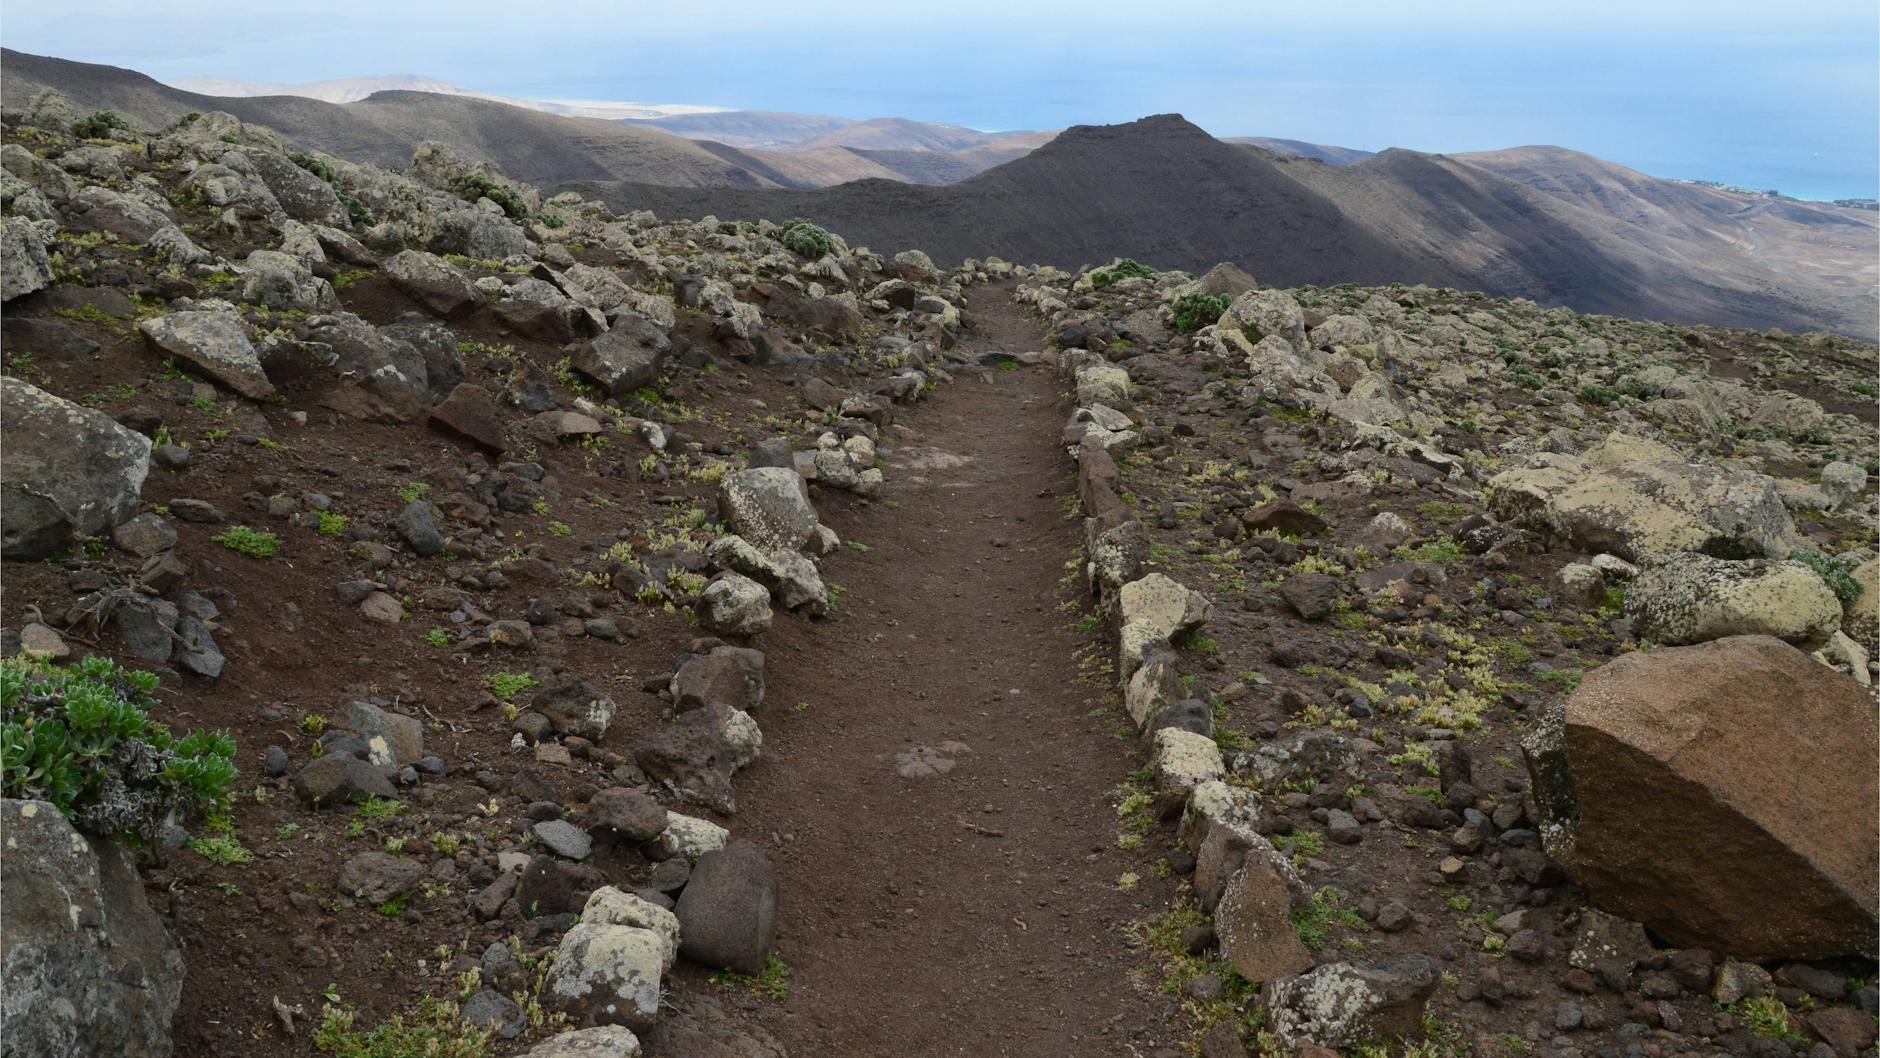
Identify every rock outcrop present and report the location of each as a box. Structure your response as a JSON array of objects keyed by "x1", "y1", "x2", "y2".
[
  {"x1": 1525, "y1": 635, "x2": 1878, "y2": 959},
  {"x1": 1, "y1": 799, "x2": 184, "y2": 1058}
]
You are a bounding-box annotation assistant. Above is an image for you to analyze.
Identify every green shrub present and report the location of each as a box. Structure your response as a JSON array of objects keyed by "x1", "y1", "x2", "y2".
[
  {"x1": 776, "y1": 218, "x2": 833, "y2": 258},
  {"x1": 453, "y1": 172, "x2": 529, "y2": 220},
  {"x1": 1792, "y1": 548, "x2": 1862, "y2": 607},
  {"x1": 290, "y1": 152, "x2": 376, "y2": 227},
  {"x1": 1171, "y1": 292, "x2": 1231, "y2": 332},
  {"x1": 72, "y1": 111, "x2": 130, "y2": 139},
  {"x1": 1, "y1": 655, "x2": 237, "y2": 841},
  {"x1": 213, "y1": 525, "x2": 280, "y2": 558},
  {"x1": 1090, "y1": 259, "x2": 1156, "y2": 288},
  {"x1": 312, "y1": 996, "x2": 489, "y2": 1058}
]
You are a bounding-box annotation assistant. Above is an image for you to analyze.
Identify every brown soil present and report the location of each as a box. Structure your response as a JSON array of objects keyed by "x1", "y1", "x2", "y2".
[{"x1": 705, "y1": 285, "x2": 1183, "y2": 1055}]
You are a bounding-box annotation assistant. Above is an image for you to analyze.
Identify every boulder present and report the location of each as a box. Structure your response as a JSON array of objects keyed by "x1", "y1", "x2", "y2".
[
  {"x1": 1624, "y1": 554, "x2": 1842, "y2": 649},
  {"x1": 699, "y1": 573, "x2": 772, "y2": 638},
  {"x1": 1, "y1": 799, "x2": 183, "y2": 1058},
  {"x1": 139, "y1": 310, "x2": 274, "y2": 400},
  {"x1": 2, "y1": 381, "x2": 151, "y2": 560},
  {"x1": 670, "y1": 646, "x2": 765, "y2": 713},
  {"x1": 546, "y1": 922, "x2": 670, "y2": 1029},
  {"x1": 1215, "y1": 856, "x2": 1314, "y2": 983},
  {"x1": 634, "y1": 726, "x2": 736, "y2": 815},
  {"x1": 344, "y1": 701, "x2": 423, "y2": 768},
  {"x1": 573, "y1": 315, "x2": 670, "y2": 397},
  {"x1": 292, "y1": 755, "x2": 396, "y2": 808},
  {"x1": 336, "y1": 851, "x2": 423, "y2": 904},
  {"x1": 717, "y1": 468, "x2": 818, "y2": 553},
  {"x1": 585, "y1": 788, "x2": 668, "y2": 845},
  {"x1": 521, "y1": 1026, "x2": 642, "y2": 1057},
  {"x1": 1, "y1": 216, "x2": 53, "y2": 300},
  {"x1": 1488, "y1": 441, "x2": 1793, "y2": 560},
  {"x1": 1261, "y1": 956, "x2": 1440, "y2": 1049},
  {"x1": 531, "y1": 677, "x2": 618, "y2": 739},
  {"x1": 1524, "y1": 635, "x2": 1877, "y2": 959},
  {"x1": 386, "y1": 249, "x2": 482, "y2": 317},
  {"x1": 1844, "y1": 558, "x2": 1878, "y2": 655},
  {"x1": 674, "y1": 840, "x2": 779, "y2": 974}
]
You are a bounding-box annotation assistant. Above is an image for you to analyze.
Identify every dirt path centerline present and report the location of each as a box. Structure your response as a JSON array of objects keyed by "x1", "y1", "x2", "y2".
[{"x1": 711, "y1": 284, "x2": 1178, "y2": 1056}]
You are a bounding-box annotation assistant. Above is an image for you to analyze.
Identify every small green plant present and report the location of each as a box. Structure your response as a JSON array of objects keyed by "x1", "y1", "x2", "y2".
[
  {"x1": 776, "y1": 217, "x2": 833, "y2": 258},
  {"x1": 547, "y1": 521, "x2": 572, "y2": 537},
  {"x1": 397, "y1": 482, "x2": 430, "y2": 503},
  {"x1": 1171, "y1": 291, "x2": 1231, "y2": 332},
  {"x1": 187, "y1": 833, "x2": 253, "y2": 866},
  {"x1": 1, "y1": 655, "x2": 237, "y2": 841},
  {"x1": 710, "y1": 953, "x2": 792, "y2": 1000},
  {"x1": 311, "y1": 995, "x2": 489, "y2": 1058},
  {"x1": 1791, "y1": 548, "x2": 1862, "y2": 607},
  {"x1": 212, "y1": 525, "x2": 280, "y2": 558},
  {"x1": 72, "y1": 110, "x2": 131, "y2": 139},
  {"x1": 1733, "y1": 995, "x2": 1805, "y2": 1041},
  {"x1": 487, "y1": 672, "x2": 539, "y2": 702},
  {"x1": 354, "y1": 795, "x2": 405, "y2": 820},
  {"x1": 276, "y1": 822, "x2": 302, "y2": 841},
  {"x1": 1393, "y1": 537, "x2": 1464, "y2": 563},
  {"x1": 1291, "y1": 886, "x2": 1369, "y2": 950},
  {"x1": 421, "y1": 628, "x2": 451, "y2": 648},
  {"x1": 314, "y1": 511, "x2": 350, "y2": 536}
]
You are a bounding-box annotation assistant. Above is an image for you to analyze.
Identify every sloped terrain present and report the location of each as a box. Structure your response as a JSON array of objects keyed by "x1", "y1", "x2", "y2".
[
  {"x1": 583, "y1": 116, "x2": 1878, "y2": 339},
  {"x1": 2, "y1": 70, "x2": 1878, "y2": 1058}
]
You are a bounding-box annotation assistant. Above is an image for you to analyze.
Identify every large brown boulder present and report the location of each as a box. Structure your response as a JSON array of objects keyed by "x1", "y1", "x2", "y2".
[{"x1": 1525, "y1": 635, "x2": 1877, "y2": 959}]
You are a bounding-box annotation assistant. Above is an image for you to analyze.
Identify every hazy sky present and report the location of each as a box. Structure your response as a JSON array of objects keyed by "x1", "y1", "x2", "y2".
[{"x1": 5, "y1": 0, "x2": 1877, "y2": 198}]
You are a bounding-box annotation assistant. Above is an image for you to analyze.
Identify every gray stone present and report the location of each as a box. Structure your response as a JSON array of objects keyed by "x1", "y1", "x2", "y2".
[
  {"x1": 699, "y1": 573, "x2": 771, "y2": 637},
  {"x1": 0, "y1": 799, "x2": 183, "y2": 1058},
  {"x1": 675, "y1": 840, "x2": 779, "y2": 974},
  {"x1": 337, "y1": 851, "x2": 423, "y2": 904},
  {"x1": 531, "y1": 677, "x2": 617, "y2": 740},
  {"x1": 1261, "y1": 955, "x2": 1440, "y2": 1049},
  {"x1": 520, "y1": 1026, "x2": 642, "y2": 1057},
  {"x1": 2, "y1": 381, "x2": 151, "y2": 560},
  {"x1": 139, "y1": 310, "x2": 274, "y2": 400},
  {"x1": 573, "y1": 315, "x2": 670, "y2": 397},
  {"x1": 386, "y1": 249, "x2": 482, "y2": 317},
  {"x1": 534, "y1": 819, "x2": 595, "y2": 861},
  {"x1": 345, "y1": 701, "x2": 423, "y2": 768},
  {"x1": 1624, "y1": 553, "x2": 1842, "y2": 649},
  {"x1": 395, "y1": 500, "x2": 445, "y2": 557},
  {"x1": 292, "y1": 755, "x2": 396, "y2": 808},
  {"x1": 718, "y1": 467, "x2": 818, "y2": 553}
]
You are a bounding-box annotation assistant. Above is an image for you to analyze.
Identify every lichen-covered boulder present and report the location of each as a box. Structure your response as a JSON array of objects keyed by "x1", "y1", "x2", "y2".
[
  {"x1": 1524, "y1": 635, "x2": 1877, "y2": 959},
  {"x1": 1, "y1": 380, "x2": 151, "y2": 559},
  {"x1": 1624, "y1": 553, "x2": 1842, "y2": 649},
  {"x1": 1488, "y1": 438, "x2": 1793, "y2": 561},
  {"x1": 138, "y1": 309, "x2": 274, "y2": 399},
  {"x1": 1261, "y1": 956, "x2": 1440, "y2": 1049},
  {"x1": 717, "y1": 467, "x2": 818, "y2": 553},
  {"x1": 1, "y1": 799, "x2": 184, "y2": 1058}
]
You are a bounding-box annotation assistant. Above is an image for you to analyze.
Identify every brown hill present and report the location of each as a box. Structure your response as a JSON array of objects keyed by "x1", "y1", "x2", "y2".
[
  {"x1": 0, "y1": 49, "x2": 784, "y2": 188},
  {"x1": 581, "y1": 116, "x2": 1875, "y2": 337}
]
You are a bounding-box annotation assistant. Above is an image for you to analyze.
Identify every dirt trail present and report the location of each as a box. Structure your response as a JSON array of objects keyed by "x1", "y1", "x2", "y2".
[{"x1": 714, "y1": 285, "x2": 1176, "y2": 1055}]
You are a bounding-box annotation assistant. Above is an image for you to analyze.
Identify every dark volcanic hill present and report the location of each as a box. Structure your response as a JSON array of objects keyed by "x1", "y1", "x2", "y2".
[
  {"x1": 583, "y1": 115, "x2": 1447, "y2": 287},
  {"x1": 577, "y1": 116, "x2": 1876, "y2": 337}
]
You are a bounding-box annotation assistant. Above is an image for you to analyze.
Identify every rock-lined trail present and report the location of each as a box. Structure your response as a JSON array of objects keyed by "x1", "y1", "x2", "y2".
[{"x1": 726, "y1": 285, "x2": 1175, "y2": 1056}]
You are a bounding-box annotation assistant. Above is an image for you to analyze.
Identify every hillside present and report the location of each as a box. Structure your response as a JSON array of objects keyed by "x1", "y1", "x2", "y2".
[
  {"x1": 166, "y1": 73, "x2": 716, "y2": 120},
  {"x1": 582, "y1": 116, "x2": 1876, "y2": 337},
  {"x1": 1, "y1": 49, "x2": 793, "y2": 188},
  {"x1": 1227, "y1": 135, "x2": 1375, "y2": 165},
  {"x1": 2, "y1": 73, "x2": 1877, "y2": 1058}
]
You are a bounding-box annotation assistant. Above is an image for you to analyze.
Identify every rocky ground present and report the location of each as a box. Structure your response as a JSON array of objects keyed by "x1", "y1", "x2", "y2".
[{"x1": 0, "y1": 99, "x2": 1876, "y2": 1058}]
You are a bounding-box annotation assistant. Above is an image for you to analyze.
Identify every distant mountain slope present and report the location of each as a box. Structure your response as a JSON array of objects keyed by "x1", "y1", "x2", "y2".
[
  {"x1": 582, "y1": 115, "x2": 1443, "y2": 286},
  {"x1": 620, "y1": 110, "x2": 861, "y2": 149},
  {"x1": 1227, "y1": 136, "x2": 1375, "y2": 165},
  {"x1": 165, "y1": 73, "x2": 716, "y2": 120},
  {"x1": 788, "y1": 117, "x2": 1022, "y2": 153},
  {"x1": 1, "y1": 49, "x2": 779, "y2": 188},
  {"x1": 1453, "y1": 146, "x2": 1879, "y2": 338},
  {"x1": 578, "y1": 115, "x2": 1876, "y2": 338}
]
